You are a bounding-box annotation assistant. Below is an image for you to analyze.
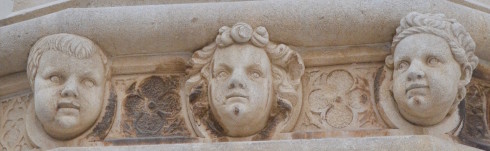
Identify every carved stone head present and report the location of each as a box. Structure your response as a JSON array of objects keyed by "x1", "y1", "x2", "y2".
[
  {"x1": 210, "y1": 42, "x2": 274, "y2": 137},
  {"x1": 186, "y1": 23, "x2": 304, "y2": 138},
  {"x1": 385, "y1": 12, "x2": 478, "y2": 126},
  {"x1": 27, "y1": 33, "x2": 108, "y2": 140}
]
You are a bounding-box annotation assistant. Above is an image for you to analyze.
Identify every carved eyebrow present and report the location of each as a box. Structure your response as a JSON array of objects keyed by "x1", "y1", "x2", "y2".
[
  {"x1": 80, "y1": 71, "x2": 98, "y2": 80},
  {"x1": 39, "y1": 66, "x2": 61, "y2": 77},
  {"x1": 81, "y1": 70, "x2": 96, "y2": 76},
  {"x1": 247, "y1": 64, "x2": 264, "y2": 71},
  {"x1": 213, "y1": 63, "x2": 232, "y2": 72},
  {"x1": 394, "y1": 55, "x2": 411, "y2": 63},
  {"x1": 424, "y1": 49, "x2": 447, "y2": 57}
]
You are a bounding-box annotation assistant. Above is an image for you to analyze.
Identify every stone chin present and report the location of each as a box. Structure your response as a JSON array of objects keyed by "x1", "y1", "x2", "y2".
[
  {"x1": 211, "y1": 101, "x2": 269, "y2": 137},
  {"x1": 224, "y1": 101, "x2": 247, "y2": 118},
  {"x1": 398, "y1": 95, "x2": 431, "y2": 117},
  {"x1": 35, "y1": 98, "x2": 102, "y2": 140},
  {"x1": 396, "y1": 95, "x2": 453, "y2": 126},
  {"x1": 55, "y1": 114, "x2": 79, "y2": 129},
  {"x1": 42, "y1": 115, "x2": 86, "y2": 140}
]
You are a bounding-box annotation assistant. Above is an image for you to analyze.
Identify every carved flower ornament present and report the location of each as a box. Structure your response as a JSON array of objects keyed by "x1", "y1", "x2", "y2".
[{"x1": 124, "y1": 76, "x2": 182, "y2": 136}]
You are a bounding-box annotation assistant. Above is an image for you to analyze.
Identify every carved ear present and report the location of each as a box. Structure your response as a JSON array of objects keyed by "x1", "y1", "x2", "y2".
[
  {"x1": 271, "y1": 66, "x2": 283, "y2": 89},
  {"x1": 456, "y1": 87, "x2": 465, "y2": 102},
  {"x1": 385, "y1": 55, "x2": 394, "y2": 69},
  {"x1": 459, "y1": 63, "x2": 472, "y2": 87},
  {"x1": 201, "y1": 63, "x2": 212, "y2": 81}
]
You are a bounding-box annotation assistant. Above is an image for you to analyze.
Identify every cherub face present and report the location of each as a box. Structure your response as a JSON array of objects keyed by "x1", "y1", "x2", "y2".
[
  {"x1": 209, "y1": 44, "x2": 273, "y2": 137},
  {"x1": 34, "y1": 50, "x2": 106, "y2": 140},
  {"x1": 392, "y1": 34, "x2": 462, "y2": 126}
]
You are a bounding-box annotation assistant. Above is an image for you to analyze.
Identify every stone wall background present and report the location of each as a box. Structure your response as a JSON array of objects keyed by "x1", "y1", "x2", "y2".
[
  {"x1": 1, "y1": 0, "x2": 490, "y2": 150},
  {"x1": 0, "y1": 0, "x2": 13, "y2": 18},
  {"x1": 12, "y1": 0, "x2": 55, "y2": 11}
]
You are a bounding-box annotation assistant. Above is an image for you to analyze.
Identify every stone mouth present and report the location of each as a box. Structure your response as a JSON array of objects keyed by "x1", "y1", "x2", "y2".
[
  {"x1": 57, "y1": 102, "x2": 80, "y2": 110},
  {"x1": 225, "y1": 92, "x2": 249, "y2": 100},
  {"x1": 405, "y1": 84, "x2": 429, "y2": 94}
]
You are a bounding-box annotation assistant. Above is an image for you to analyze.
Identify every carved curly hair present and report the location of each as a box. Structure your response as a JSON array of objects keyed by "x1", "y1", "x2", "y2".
[
  {"x1": 27, "y1": 33, "x2": 108, "y2": 90},
  {"x1": 386, "y1": 12, "x2": 478, "y2": 70},
  {"x1": 186, "y1": 22, "x2": 304, "y2": 135}
]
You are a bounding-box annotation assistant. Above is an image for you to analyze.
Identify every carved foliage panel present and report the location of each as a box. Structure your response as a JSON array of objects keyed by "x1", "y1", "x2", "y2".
[
  {"x1": 114, "y1": 75, "x2": 191, "y2": 138},
  {"x1": 459, "y1": 78, "x2": 490, "y2": 148},
  {"x1": 0, "y1": 93, "x2": 34, "y2": 151},
  {"x1": 295, "y1": 64, "x2": 387, "y2": 131}
]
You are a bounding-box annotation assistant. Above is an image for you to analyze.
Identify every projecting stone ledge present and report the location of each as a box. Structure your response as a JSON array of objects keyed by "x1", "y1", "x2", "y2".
[{"x1": 50, "y1": 135, "x2": 479, "y2": 151}]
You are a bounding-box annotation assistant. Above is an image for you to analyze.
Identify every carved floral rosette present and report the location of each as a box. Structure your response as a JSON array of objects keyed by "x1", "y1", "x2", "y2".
[
  {"x1": 295, "y1": 64, "x2": 387, "y2": 131},
  {"x1": 184, "y1": 22, "x2": 305, "y2": 140},
  {"x1": 121, "y1": 75, "x2": 191, "y2": 138}
]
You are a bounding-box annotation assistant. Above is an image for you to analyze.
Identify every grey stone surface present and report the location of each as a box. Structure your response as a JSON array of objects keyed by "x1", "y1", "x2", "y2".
[
  {"x1": 49, "y1": 135, "x2": 481, "y2": 151},
  {"x1": 0, "y1": 0, "x2": 489, "y2": 150},
  {"x1": 1, "y1": 0, "x2": 489, "y2": 78},
  {"x1": 13, "y1": 0, "x2": 56, "y2": 11},
  {"x1": 0, "y1": 0, "x2": 13, "y2": 18}
]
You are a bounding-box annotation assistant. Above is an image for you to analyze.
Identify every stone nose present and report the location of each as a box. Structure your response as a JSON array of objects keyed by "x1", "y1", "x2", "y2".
[
  {"x1": 406, "y1": 61, "x2": 425, "y2": 82},
  {"x1": 228, "y1": 70, "x2": 246, "y2": 89},
  {"x1": 61, "y1": 78, "x2": 79, "y2": 98}
]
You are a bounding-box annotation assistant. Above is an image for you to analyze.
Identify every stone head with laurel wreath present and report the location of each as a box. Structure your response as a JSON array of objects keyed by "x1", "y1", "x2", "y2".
[{"x1": 385, "y1": 12, "x2": 478, "y2": 126}]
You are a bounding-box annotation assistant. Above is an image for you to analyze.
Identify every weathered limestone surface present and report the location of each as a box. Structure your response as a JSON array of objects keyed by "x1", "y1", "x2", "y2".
[
  {"x1": 0, "y1": 0, "x2": 13, "y2": 18},
  {"x1": 1, "y1": 0, "x2": 490, "y2": 150},
  {"x1": 51, "y1": 135, "x2": 479, "y2": 151},
  {"x1": 12, "y1": 0, "x2": 57, "y2": 11},
  {"x1": 1, "y1": 0, "x2": 490, "y2": 77}
]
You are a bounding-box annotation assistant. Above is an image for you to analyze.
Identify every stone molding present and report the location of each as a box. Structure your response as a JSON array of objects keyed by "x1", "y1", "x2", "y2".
[
  {"x1": 0, "y1": 1, "x2": 489, "y2": 150},
  {"x1": 1, "y1": 0, "x2": 490, "y2": 78}
]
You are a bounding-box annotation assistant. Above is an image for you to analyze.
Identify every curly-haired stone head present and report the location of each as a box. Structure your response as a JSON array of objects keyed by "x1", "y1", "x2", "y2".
[{"x1": 187, "y1": 22, "x2": 304, "y2": 137}]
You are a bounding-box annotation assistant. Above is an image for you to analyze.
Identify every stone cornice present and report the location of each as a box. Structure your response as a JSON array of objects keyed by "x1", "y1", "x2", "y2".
[{"x1": 0, "y1": 0, "x2": 489, "y2": 83}]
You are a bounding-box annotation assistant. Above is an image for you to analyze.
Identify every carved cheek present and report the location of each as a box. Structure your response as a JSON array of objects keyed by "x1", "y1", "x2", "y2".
[
  {"x1": 392, "y1": 72, "x2": 409, "y2": 103},
  {"x1": 444, "y1": 64, "x2": 461, "y2": 81},
  {"x1": 81, "y1": 85, "x2": 102, "y2": 111},
  {"x1": 210, "y1": 79, "x2": 226, "y2": 104},
  {"x1": 393, "y1": 72, "x2": 405, "y2": 88},
  {"x1": 34, "y1": 85, "x2": 59, "y2": 123},
  {"x1": 250, "y1": 79, "x2": 269, "y2": 103},
  {"x1": 81, "y1": 88, "x2": 103, "y2": 124},
  {"x1": 37, "y1": 82, "x2": 61, "y2": 101},
  {"x1": 35, "y1": 76, "x2": 52, "y2": 92}
]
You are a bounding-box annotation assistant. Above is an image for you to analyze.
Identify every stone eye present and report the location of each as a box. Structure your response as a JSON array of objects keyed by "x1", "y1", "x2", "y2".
[
  {"x1": 50, "y1": 75, "x2": 61, "y2": 83},
  {"x1": 397, "y1": 61, "x2": 409, "y2": 71},
  {"x1": 249, "y1": 71, "x2": 261, "y2": 79},
  {"x1": 216, "y1": 71, "x2": 229, "y2": 79},
  {"x1": 428, "y1": 57, "x2": 440, "y2": 65},
  {"x1": 83, "y1": 79, "x2": 95, "y2": 88}
]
